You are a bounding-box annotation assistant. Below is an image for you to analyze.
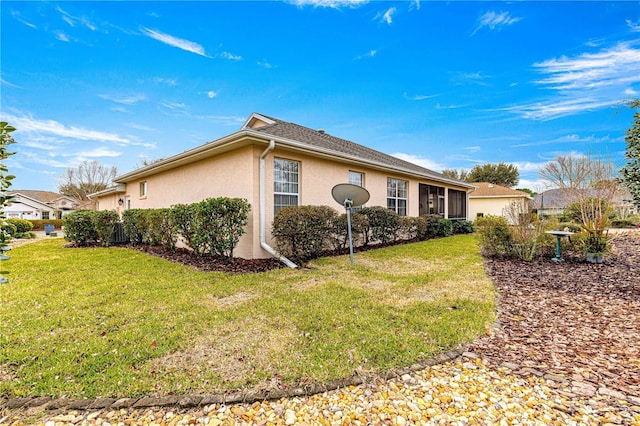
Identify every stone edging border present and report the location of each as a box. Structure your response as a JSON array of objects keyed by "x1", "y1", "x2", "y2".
[{"x1": 2, "y1": 348, "x2": 639, "y2": 415}]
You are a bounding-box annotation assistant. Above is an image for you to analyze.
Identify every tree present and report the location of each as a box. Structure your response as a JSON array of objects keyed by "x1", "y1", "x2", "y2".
[
  {"x1": 516, "y1": 187, "x2": 537, "y2": 197},
  {"x1": 467, "y1": 162, "x2": 519, "y2": 187},
  {"x1": 441, "y1": 168, "x2": 469, "y2": 181},
  {"x1": 539, "y1": 154, "x2": 618, "y2": 254},
  {"x1": 620, "y1": 99, "x2": 640, "y2": 208},
  {"x1": 58, "y1": 160, "x2": 118, "y2": 202}
]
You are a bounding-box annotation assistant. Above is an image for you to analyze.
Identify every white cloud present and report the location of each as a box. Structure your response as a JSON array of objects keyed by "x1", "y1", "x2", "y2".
[
  {"x1": 472, "y1": 11, "x2": 521, "y2": 36},
  {"x1": 391, "y1": 152, "x2": 445, "y2": 171},
  {"x1": 355, "y1": 50, "x2": 377, "y2": 60},
  {"x1": 207, "y1": 90, "x2": 217, "y2": 99},
  {"x1": 66, "y1": 147, "x2": 122, "y2": 158},
  {"x1": 403, "y1": 92, "x2": 438, "y2": 101},
  {"x1": 98, "y1": 94, "x2": 146, "y2": 105},
  {"x1": 464, "y1": 146, "x2": 481, "y2": 153},
  {"x1": 288, "y1": 0, "x2": 368, "y2": 9},
  {"x1": 375, "y1": 7, "x2": 396, "y2": 25},
  {"x1": 127, "y1": 123, "x2": 156, "y2": 132},
  {"x1": 11, "y1": 11, "x2": 37, "y2": 29},
  {"x1": 627, "y1": 19, "x2": 640, "y2": 32},
  {"x1": 55, "y1": 31, "x2": 70, "y2": 42},
  {"x1": 436, "y1": 103, "x2": 467, "y2": 110},
  {"x1": 140, "y1": 27, "x2": 208, "y2": 57},
  {"x1": 409, "y1": 0, "x2": 420, "y2": 11},
  {"x1": 0, "y1": 78, "x2": 21, "y2": 88},
  {"x1": 56, "y1": 6, "x2": 96, "y2": 31},
  {"x1": 4, "y1": 113, "x2": 130, "y2": 144},
  {"x1": 220, "y1": 51, "x2": 242, "y2": 61},
  {"x1": 152, "y1": 77, "x2": 178, "y2": 86},
  {"x1": 506, "y1": 97, "x2": 619, "y2": 121},
  {"x1": 258, "y1": 60, "x2": 274, "y2": 69}
]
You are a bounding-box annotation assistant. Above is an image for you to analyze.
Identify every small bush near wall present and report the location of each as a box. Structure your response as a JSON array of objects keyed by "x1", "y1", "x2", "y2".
[
  {"x1": 475, "y1": 215, "x2": 513, "y2": 257},
  {"x1": 29, "y1": 219, "x2": 65, "y2": 231},
  {"x1": 145, "y1": 208, "x2": 178, "y2": 250},
  {"x1": 423, "y1": 215, "x2": 452, "y2": 239},
  {"x1": 92, "y1": 210, "x2": 120, "y2": 247},
  {"x1": 170, "y1": 204, "x2": 201, "y2": 253},
  {"x1": 7, "y1": 218, "x2": 33, "y2": 233},
  {"x1": 272, "y1": 205, "x2": 338, "y2": 263},
  {"x1": 2, "y1": 221, "x2": 17, "y2": 237},
  {"x1": 192, "y1": 197, "x2": 251, "y2": 260},
  {"x1": 330, "y1": 211, "x2": 368, "y2": 252},
  {"x1": 64, "y1": 210, "x2": 98, "y2": 246},
  {"x1": 122, "y1": 209, "x2": 146, "y2": 244},
  {"x1": 452, "y1": 220, "x2": 474, "y2": 235},
  {"x1": 399, "y1": 216, "x2": 427, "y2": 241},
  {"x1": 360, "y1": 206, "x2": 401, "y2": 245}
]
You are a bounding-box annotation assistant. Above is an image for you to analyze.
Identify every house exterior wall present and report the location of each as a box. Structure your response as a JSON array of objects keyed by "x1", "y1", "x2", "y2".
[
  {"x1": 3, "y1": 199, "x2": 55, "y2": 220},
  {"x1": 469, "y1": 197, "x2": 529, "y2": 224},
  {"x1": 95, "y1": 142, "x2": 471, "y2": 260}
]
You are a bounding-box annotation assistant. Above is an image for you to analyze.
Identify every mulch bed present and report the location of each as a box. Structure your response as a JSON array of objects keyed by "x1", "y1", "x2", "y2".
[{"x1": 468, "y1": 232, "x2": 640, "y2": 398}]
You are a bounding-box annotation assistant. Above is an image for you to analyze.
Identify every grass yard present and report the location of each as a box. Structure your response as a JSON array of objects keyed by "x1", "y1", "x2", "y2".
[{"x1": 0, "y1": 235, "x2": 495, "y2": 399}]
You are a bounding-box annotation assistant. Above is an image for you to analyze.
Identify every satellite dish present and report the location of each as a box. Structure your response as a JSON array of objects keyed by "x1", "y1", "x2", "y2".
[
  {"x1": 331, "y1": 184, "x2": 370, "y2": 208},
  {"x1": 331, "y1": 183, "x2": 370, "y2": 265}
]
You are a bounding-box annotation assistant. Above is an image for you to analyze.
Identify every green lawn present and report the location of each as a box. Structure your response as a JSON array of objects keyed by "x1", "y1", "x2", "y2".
[{"x1": 0, "y1": 235, "x2": 495, "y2": 398}]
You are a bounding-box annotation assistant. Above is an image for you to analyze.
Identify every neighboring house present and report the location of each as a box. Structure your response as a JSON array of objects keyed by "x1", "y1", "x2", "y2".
[
  {"x1": 468, "y1": 182, "x2": 532, "y2": 224},
  {"x1": 3, "y1": 190, "x2": 83, "y2": 220},
  {"x1": 532, "y1": 188, "x2": 638, "y2": 217},
  {"x1": 91, "y1": 112, "x2": 475, "y2": 260}
]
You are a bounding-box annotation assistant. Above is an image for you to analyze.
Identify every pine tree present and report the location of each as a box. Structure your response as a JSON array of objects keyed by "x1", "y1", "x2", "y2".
[{"x1": 620, "y1": 100, "x2": 640, "y2": 208}]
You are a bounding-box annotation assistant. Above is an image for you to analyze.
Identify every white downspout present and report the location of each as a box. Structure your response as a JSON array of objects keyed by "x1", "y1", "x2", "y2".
[{"x1": 260, "y1": 140, "x2": 298, "y2": 268}]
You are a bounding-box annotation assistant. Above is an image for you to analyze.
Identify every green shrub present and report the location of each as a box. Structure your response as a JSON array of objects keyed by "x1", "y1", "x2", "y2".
[
  {"x1": 398, "y1": 216, "x2": 427, "y2": 241},
  {"x1": 1, "y1": 221, "x2": 17, "y2": 237},
  {"x1": 14, "y1": 232, "x2": 36, "y2": 239},
  {"x1": 272, "y1": 205, "x2": 337, "y2": 263},
  {"x1": 452, "y1": 220, "x2": 474, "y2": 234},
  {"x1": 556, "y1": 222, "x2": 582, "y2": 233},
  {"x1": 360, "y1": 206, "x2": 400, "y2": 245},
  {"x1": 423, "y1": 215, "x2": 452, "y2": 239},
  {"x1": 145, "y1": 208, "x2": 177, "y2": 250},
  {"x1": 475, "y1": 215, "x2": 513, "y2": 257},
  {"x1": 64, "y1": 210, "x2": 98, "y2": 246},
  {"x1": 330, "y1": 211, "x2": 368, "y2": 251},
  {"x1": 7, "y1": 218, "x2": 33, "y2": 233},
  {"x1": 122, "y1": 209, "x2": 146, "y2": 244},
  {"x1": 29, "y1": 219, "x2": 65, "y2": 231},
  {"x1": 170, "y1": 203, "x2": 201, "y2": 253},
  {"x1": 611, "y1": 218, "x2": 637, "y2": 228},
  {"x1": 92, "y1": 210, "x2": 119, "y2": 247},
  {"x1": 194, "y1": 197, "x2": 251, "y2": 260}
]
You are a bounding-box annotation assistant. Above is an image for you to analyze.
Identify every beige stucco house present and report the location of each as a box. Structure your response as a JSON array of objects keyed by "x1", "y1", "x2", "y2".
[
  {"x1": 91, "y1": 113, "x2": 475, "y2": 261},
  {"x1": 3, "y1": 190, "x2": 82, "y2": 220},
  {"x1": 468, "y1": 182, "x2": 532, "y2": 224}
]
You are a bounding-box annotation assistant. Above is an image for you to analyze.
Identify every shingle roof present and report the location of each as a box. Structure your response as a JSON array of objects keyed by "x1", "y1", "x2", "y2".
[
  {"x1": 7, "y1": 190, "x2": 72, "y2": 204},
  {"x1": 469, "y1": 182, "x2": 531, "y2": 198},
  {"x1": 250, "y1": 115, "x2": 465, "y2": 185}
]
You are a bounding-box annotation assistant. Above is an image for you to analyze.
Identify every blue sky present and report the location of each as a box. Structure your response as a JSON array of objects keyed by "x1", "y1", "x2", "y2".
[{"x1": 2, "y1": 1, "x2": 640, "y2": 192}]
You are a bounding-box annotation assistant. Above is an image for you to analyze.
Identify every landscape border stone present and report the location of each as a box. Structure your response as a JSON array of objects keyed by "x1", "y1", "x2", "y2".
[{"x1": 2, "y1": 347, "x2": 640, "y2": 418}]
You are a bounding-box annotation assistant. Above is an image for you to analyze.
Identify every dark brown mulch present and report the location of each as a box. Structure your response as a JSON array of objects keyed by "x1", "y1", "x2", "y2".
[
  {"x1": 129, "y1": 245, "x2": 285, "y2": 273},
  {"x1": 468, "y1": 232, "x2": 640, "y2": 397}
]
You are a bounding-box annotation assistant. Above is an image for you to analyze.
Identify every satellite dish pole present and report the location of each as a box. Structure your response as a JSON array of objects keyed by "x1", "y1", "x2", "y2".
[{"x1": 331, "y1": 184, "x2": 370, "y2": 265}]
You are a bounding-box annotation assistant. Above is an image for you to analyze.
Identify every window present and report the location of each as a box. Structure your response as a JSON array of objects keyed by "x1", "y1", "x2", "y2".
[
  {"x1": 426, "y1": 185, "x2": 445, "y2": 216},
  {"x1": 274, "y1": 158, "x2": 299, "y2": 214},
  {"x1": 387, "y1": 178, "x2": 407, "y2": 216},
  {"x1": 140, "y1": 181, "x2": 147, "y2": 197},
  {"x1": 349, "y1": 171, "x2": 364, "y2": 187},
  {"x1": 448, "y1": 189, "x2": 467, "y2": 219},
  {"x1": 42, "y1": 211, "x2": 50, "y2": 220}
]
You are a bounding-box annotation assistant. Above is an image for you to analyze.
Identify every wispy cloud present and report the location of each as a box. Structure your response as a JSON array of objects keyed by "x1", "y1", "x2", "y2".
[
  {"x1": 56, "y1": 6, "x2": 97, "y2": 31},
  {"x1": 0, "y1": 78, "x2": 21, "y2": 88},
  {"x1": 452, "y1": 71, "x2": 492, "y2": 86},
  {"x1": 436, "y1": 103, "x2": 467, "y2": 110},
  {"x1": 288, "y1": 0, "x2": 368, "y2": 9},
  {"x1": 472, "y1": 11, "x2": 521, "y2": 36},
  {"x1": 152, "y1": 77, "x2": 178, "y2": 86},
  {"x1": 258, "y1": 60, "x2": 274, "y2": 69},
  {"x1": 55, "y1": 31, "x2": 70, "y2": 42},
  {"x1": 4, "y1": 113, "x2": 131, "y2": 144},
  {"x1": 464, "y1": 146, "x2": 481, "y2": 153},
  {"x1": 11, "y1": 10, "x2": 37, "y2": 29},
  {"x1": 391, "y1": 152, "x2": 445, "y2": 171},
  {"x1": 220, "y1": 51, "x2": 242, "y2": 61},
  {"x1": 202, "y1": 90, "x2": 217, "y2": 99},
  {"x1": 403, "y1": 92, "x2": 438, "y2": 101},
  {"x1": 375, "y1": 7, "x2": 396, "y2": 25},
  {"x1": 65, "y1": 147, "x2": 122, "y2": 158},
  {"x1": 409, "y1": 0, "x2": 420, "y2": 12},
  {"x1": 511, "y1": 133, "x2": 616, "y2": 148},
  {"x1": 354, "y1": 50, "x2": 377, "y2": 60},
  {"x1": 98, "y1": 94, "x2": 146, "y2": 105},
  {"x1": 627, "y1": 19, "x2": 640, "y2": 32},
  {"x1": 127, "y1": 123, "x2": 156, "y2": 132},
  {"x1": 507, "y1": 41, "x2": 640, "y2": 120},
  {"x1": 140, "y1": 27, "x2": 208, "y2": 57}
]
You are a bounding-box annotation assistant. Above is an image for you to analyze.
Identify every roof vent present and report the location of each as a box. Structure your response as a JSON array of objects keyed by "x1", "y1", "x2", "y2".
[
  {"x1": 488, "y1": 184, "x2": 494, "y2": 188},
  {"x1": 318, "y1": 128, "x2": 325, "y2": 134}
]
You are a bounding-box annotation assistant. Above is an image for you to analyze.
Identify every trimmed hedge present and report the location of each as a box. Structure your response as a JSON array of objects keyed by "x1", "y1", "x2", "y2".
[
  {"x1": 64, "y1": 210, "x2": 98, "y2": 246},
  {"x1": 92, "y1": 210, "x2": 119, "y2": 247},
  {"x1": 360, "y1": 206, "x2": 401, "y2": 245},
  {"x1": 29, "y1": 219, "x2": 65, "y2": 231},
  {"x1": 452, "y1": 220, "x2": 474, "y2": 235},
  {"x1": 6, "y1": 218, "x2": 33, "y2": 233}
]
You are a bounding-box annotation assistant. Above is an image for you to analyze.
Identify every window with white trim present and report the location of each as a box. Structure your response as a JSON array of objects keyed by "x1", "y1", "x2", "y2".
[
  {"x1": 274, "y1": 158, "x2": 299, "y2": 214},
  {"x1": 387, "y1": 178, "x2": 407, "y2": 216},
  {"x1": 140, "y1": 181, "x2": 148, "y2": 197},
  {"x1": 348, "y1": 171, "x2": 365, "y2": 210}
]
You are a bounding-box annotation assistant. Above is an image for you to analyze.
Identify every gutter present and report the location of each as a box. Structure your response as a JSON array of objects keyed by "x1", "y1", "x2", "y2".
[{"x1": 259, "y1": 140, "x2": 297, "y2": 268}]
